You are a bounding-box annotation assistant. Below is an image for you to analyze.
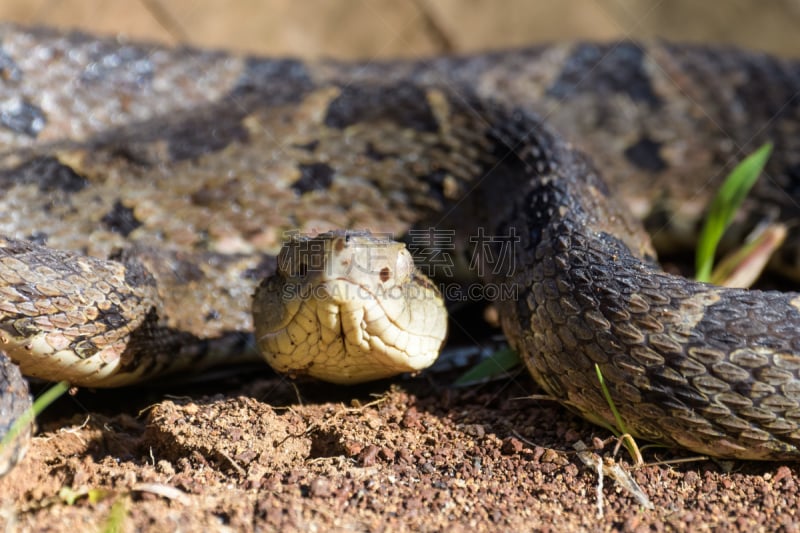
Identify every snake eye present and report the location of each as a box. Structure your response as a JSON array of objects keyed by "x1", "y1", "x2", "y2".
[{"x1": 380, "y1": 267, "x2": 391, "y2": 282}]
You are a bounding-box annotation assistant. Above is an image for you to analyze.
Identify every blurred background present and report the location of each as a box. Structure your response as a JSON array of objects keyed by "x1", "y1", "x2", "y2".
[{"x1": 0, "y1": 0, "x2": 798, "y2": 58}]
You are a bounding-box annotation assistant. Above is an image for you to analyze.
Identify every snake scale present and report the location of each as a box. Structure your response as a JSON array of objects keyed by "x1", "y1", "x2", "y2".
[{"x1": 1, "y1": 24, "x2": 800, "y2": 475}]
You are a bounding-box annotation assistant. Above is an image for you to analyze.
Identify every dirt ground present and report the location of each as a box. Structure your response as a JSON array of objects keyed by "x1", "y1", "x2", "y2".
[
  {"x1": 1, "y1": 2, "x2": 800, "y2": 532},
  {"x1": 2, "y1": 366, "x2": 800, "y2": 532}
]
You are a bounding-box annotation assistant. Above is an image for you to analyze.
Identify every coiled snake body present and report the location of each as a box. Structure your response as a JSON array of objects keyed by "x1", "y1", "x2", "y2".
[{"x1": 1, "y1": 25, "x2": 800, "y2": 474}]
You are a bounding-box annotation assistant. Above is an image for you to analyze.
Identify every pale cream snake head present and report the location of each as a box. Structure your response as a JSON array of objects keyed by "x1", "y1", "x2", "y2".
[{"x1": 253, "y1": 230, "x2": 447, "y2": 384}]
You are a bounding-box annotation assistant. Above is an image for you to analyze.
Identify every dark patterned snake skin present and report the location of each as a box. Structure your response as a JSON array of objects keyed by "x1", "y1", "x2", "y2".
[{"x1": 1, "y1": 24, "x2": 800, "y2": 475}]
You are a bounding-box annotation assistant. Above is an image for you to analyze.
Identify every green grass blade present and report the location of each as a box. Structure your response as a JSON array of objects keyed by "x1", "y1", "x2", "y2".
[
  {"x1": 595, "y1": 364, "x2": 644, "y2": 462},
  {"x1": 594, "y1": 364, "x2": 629, "y2": 437},
  {"x1": 0, "y1": 380, "x2": 70, "y2": 450},
  {"x1": 102, "y1": 498, "x2": 128, "y2": 533},
  {"x1": 454, "y1": 348, "x2": 520, "y2": 386},
  {"x1": 695, "y1": 142, "x2": 773, "y2": 282}
]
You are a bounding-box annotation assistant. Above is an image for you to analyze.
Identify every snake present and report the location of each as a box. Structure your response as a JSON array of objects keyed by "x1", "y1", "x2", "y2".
[{"x1": 0, "y1": 24, "x2": 799, "y2": 476}]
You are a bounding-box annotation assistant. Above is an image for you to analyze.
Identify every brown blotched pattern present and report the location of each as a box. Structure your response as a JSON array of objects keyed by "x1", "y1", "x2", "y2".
[{"x1": 0, "y1": 23, "x2": 799, "y2": 478}]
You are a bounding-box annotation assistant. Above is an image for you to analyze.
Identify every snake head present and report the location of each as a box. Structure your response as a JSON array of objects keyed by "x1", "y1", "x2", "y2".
[{"x1": 252, "y1": 230, "x2": 447, "y2": 384}]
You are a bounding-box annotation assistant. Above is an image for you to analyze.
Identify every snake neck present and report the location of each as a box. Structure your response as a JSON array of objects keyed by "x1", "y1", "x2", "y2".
[{"x1": 458, "y1": 103, "x2": 657, "y2": 281}]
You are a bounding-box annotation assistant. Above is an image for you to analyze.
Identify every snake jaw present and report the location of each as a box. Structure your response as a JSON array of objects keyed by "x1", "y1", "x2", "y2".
[{"x1": 252, "y1": 230, "x2": 447, "y2": 384}]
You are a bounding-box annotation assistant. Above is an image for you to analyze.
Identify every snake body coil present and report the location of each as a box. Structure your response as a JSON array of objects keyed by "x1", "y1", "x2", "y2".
[{"x1": 0, "y1": 25, "x2": 799, "y2": 475}]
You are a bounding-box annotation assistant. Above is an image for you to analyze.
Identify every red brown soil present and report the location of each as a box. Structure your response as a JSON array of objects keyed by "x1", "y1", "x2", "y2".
[{"x1": 1, "y1": 367, "x2": 799, "y2": 532}]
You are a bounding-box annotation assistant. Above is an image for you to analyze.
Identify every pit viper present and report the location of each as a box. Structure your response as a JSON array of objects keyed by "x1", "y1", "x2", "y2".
[{"x1": 1, "y1": 25, "x2": 800, "y2": 475}]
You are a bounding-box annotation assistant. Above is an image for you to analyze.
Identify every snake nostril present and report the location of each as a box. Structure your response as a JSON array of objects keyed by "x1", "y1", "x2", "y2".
[{"x1": 380, "y1": 267, "x2": 391, "y2": 282}]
